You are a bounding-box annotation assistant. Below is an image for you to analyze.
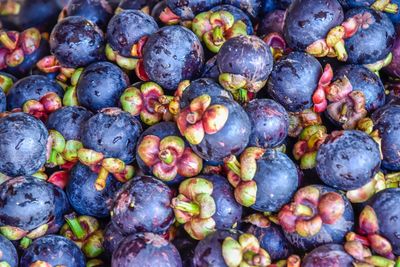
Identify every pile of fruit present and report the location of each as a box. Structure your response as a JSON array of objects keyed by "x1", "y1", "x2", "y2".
[{"x1": 1, "y1": 0, "x2": 400, "y2": 266}]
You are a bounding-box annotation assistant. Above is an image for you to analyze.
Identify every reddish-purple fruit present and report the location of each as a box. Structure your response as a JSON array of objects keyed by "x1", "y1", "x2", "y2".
[{"x1": 302, "y1": 244, "x2": 354, "y2": 267}]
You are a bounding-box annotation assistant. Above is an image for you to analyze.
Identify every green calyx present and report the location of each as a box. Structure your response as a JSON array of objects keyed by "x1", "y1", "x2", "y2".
[
  {"x1": 172, "y1": 178, "x2": 217, "y2": 240},
  {"x1": 224, "y1": 147, "x2": 265, "y2": 207},
  {"x1": 47, "y1": 130, "x2": 83, "y2": 167},
  {"x1": 364, "y1": 53, "x2": 393, "y2": 74},
  {"x1": 62, "y1": 213, "x2": 104, "y2": 258},
  {"x1": 0, "y1": 225, "x2": 28, "y2": 241},
  {"x1": 293, "y1": 125, "x2": 327, "y2": 170},
  {"x1": 106, "y1": 43, "x2": 138, "y2": 70},
  {"x1": 63, "y1": 86, "x2": 78, "y2": 106},
  {"x1": 0, "y1": 262, "x2": 11, "y2": 267},
  {"x1": 222, "y1": 233, "x2": 271, "y2": 267},
  {"x1": 371, "y1": 0, "x2": 399, "y2": 14},
  {"x1": 0, "y1": 75, "x2": 14, "y2": 94}
]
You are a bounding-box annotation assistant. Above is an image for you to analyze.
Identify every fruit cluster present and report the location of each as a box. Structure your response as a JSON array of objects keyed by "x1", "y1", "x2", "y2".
[{"x1": 0, "y1": 0, "x2": 400, "y2": 266}]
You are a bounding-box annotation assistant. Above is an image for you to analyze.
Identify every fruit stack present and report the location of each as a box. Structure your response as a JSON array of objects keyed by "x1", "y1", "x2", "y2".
[{"x1": 0, "y1": 0, "x2": 400, "y2": 266}]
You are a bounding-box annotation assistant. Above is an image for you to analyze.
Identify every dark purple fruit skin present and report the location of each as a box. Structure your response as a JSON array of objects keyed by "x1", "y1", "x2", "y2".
[
  {"x1": 46, "y1": 106, "x2": 93, "y2": 141},
  {"x1": 136, "y1": 122, "x2": 187, "y2": 184},
  {"x1": 302, "y1": 244, "x2": 354, "y2": 267},
  {"x1": 252, "y1": 150, "x2": 299, "y2": 212},
  {"x1": 0, "y1": 234, "x2": 18, "y2": 267},
  {"x1": 372, "y1": 104, "x2": 400, "y2": 171},
  {"x1": 166, "y1": 0, "x2": 222, "y2": 20},
  {"x1": 203, "y1": 174, "x2": 243, "y2": 228},
  {"x1": 104, "y1": 222, "x2": 126, "y2": 257},
  {"x1": 217, "y1": 35, "x2": 273, "y2": 85},
  {"x1": 118, "y1": 0, "x2": 159, "y2": 11},
  {"x1": 344, "y1": 7, "x2": 396, "y2": 64},
  {"x1": 283, "y1": 0, "x2": 344, "y2": 51},
  {"x1": 201, "y1": 55, "x2": 220, "y2": 80},
  {"x1": 81, "y1": 109, "x2": 142, "y2": 164},
  {"x1": 111, "y1": 176, "x2": 175, "y2": 235},
  {"x1": 193, "y1": 230, "x2": 239, "y2": 267},
  {"x1": 172, "y1": 228, "x2": 198, "y2": 267},
  {"x1": 245, "y1": 99, "x2": 289, "y2": 149},
  {"x1": 385, "y1": 25, "x2": 400, "y2": 78},
  {"x1": 50, "y1": 16, "x2": 105, "y2": 68},
  {"x1": 332, "y1": 65, "x2": 385, "y2": 112},
  {"x1": 223, "y1": 0, "x2": 262, "y2": 19},
  {"x1": 107, "y1": 10, "x2": 159, "y2": 58},
  {"x1": 316, "y1": 130, "x2": 381, "y2": 191},
  {"x1": 267, "y1": 52, "x2": 323, "y2": 112},
  {"x1": 0, "y1": 0, "x2": 61, "y2": 32},
  {"x1": 76, "y1": 61, "x2": 129, "y2": 112},
  {"x1": 67, "y1": 163, "x2": 122, "y2": 218},
  {"x1": 368, "y1": 188, "x2": 400, "y2": 255},
  {"x1": 20, "y1": 235, "x2": 86, "y2": 267},
  {"x1": 66, "y1": 0, "x2": 113, "y2": 29},
  {"x1": 6, "y1": 39, "x2": 50, "y2": 78},
  {"x1": 0, "y1": 90, "x2": 6, "y2": 113},
  {"x1": 191, "y1": 96, "x2": 251, "y2": 162},
  {"x1": 257, "y1": 9, "x2": 286, "y2": 37},
  {"x1": 284, "y1": 185, "x2": 354, "y2": 251},
  {"x1": 244, "y1": 223, "x2": 293, "y2": 261},
  {"x1": 112, "y1": 233, "x2": 182, "y2": 267},
  {"x1": 48, "y1": 184, "x2": 71, "y2": 234},
  {"x1": 0, "y1": 113, "x2": 48, "y2": 177},
  {"x1": 143, "y1": 26, "x2": 204, "y2": 91},
  {"x1": 180, "y1": 78, "x2": 233, "y2": 109},
  {"x1": 210, "y1": 4, "x2": 254, "y2": 34},
  {"x1": 0, "y1": 176, "x2": 55, "y2": 232},
  {"x1": 276, "y1": 0, "x2": 293, "y2": 9},
  {"x1": 6, "y1": 75, "x2": 64, "y2": 110}
]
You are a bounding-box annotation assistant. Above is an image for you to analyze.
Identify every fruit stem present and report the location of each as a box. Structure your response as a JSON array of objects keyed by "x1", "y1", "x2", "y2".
[
  {"x1": 225, "y1": 155, "x2": 241, "y2": 176},
  {"x1": 239, "y1": 88, "x2": 248, "y2": 103},
  {"x1": 173, "y1": 199, "x2": 200, "y2": 216},
  {"x1": 212, "y1": 26, "x2": 225, "y2": 45},
  {"x1": 95, "y1": 167, "x2": 108, "y2": 191},
  {"x1": 20, "y1": 237, "x2": 32, "y2": 249},
  {"x1": 48, "y1": 149, "x2": 59, "y2": 166},
  {"x1": 65, "y1": 213, "x2": 86, "y2": 240}
]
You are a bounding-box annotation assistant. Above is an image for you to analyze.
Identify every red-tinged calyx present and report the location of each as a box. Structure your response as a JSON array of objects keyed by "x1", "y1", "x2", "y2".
[
  {"x1": 0, "y1": 225, "x2": 28, "y2": 241},
  {"x1": 0, "y1": 0, "x2": 21, "y2": 15},
  {"x1": 0, "y1": 28, "x2": 42, "y2": 70},
  {"x1": 278, "y1": 186, "x2": 345, "y2": 237},
  {"x1": 293, "y1": 125, "x2": 327, "y2": 169},
  {"x1": 219, "y1": 73, "x2": 259, "y2": 103},
  {"x1": 192, "y1": 10, "x2": 247, "y2": 53},
  {"x1": 177, "y1": 94, "x2": 229, "y2": 145},
  {"x1": 306, "y1": 12, "x2": 375, "y2": 61},
  {"x1": 36, "y1": 55, "x2": 62, "y2": 73},
  {"x1": 346, "y1": 172, "x2": 387, "y2": 203},
  {"x1": 168, "y1": 80, "x2": 191, "y2": 115},
  {"x1": 243, "y1": 213, "x2": 271, "y2": 228},
  {"x1": 172, "y1": 178, "x2": 216, "y2": 240},
  {"x1": 371, "y1": 0, "x2": 399, "y2": 14},
  {"x1": 312, "y1": 64, "x2": 334, "y2": 113},
  {"x1": 288, "y1": 109, "x2": 322, "y2": 137},
  {"x1": 28, "y1": 261, "x2": 52, "y2": 267},
  {"x1": 77, "y1": 148, "x2": 133, "y2": 190},
  {"x1": 62, "y1": 213, "x2": 104, "y2": 258},
  {"x1": 224, "y1": 147, "x2": 265, "y2": 207},
  {"x1": 328, "y1": 90, "x2": 367, "y2": 129},
  {"x1": 135, "y1": 59, "x2": 150, "y2": 81},
  {"x1": 48, "y1": 170, "x2": 69, "y2": 189},
  {"x1": 120, "y1": 82, "x2": 173, "y2": 126},
  {"x1": 222, "y1": 233, "x2": 271, "y2": 267},
  {"x1": 359, "y1": 205, "x2": 379, "y2": 235},
  {"x1": 159, "y1": 7, "x2": 181, "y2": 25},
  {"x1": 130, "y1": 36, "x2": 148, "y2": 58},
  {"x1": 264, "y1": 32, "x2": 288, "y2": 61},
  {"x1": 138, "y1": 135, "x2": 203, "y2": 181}
]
